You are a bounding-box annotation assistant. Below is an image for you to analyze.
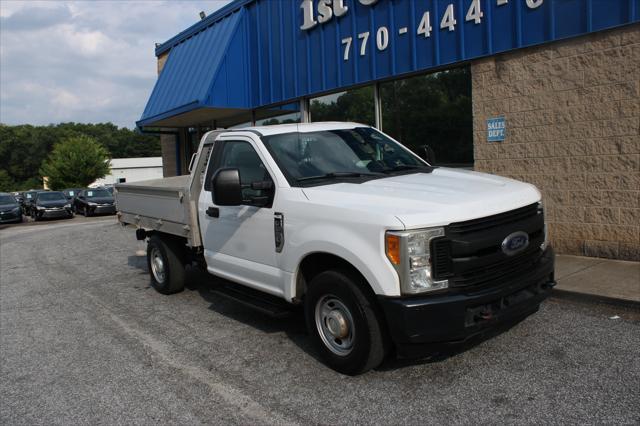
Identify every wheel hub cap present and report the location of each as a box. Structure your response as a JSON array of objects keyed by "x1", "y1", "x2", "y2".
[
  {"x1": 150, "y1": 247, "x2": 165, "y2": 284},
  {"x1": 326, "y1": 310, "x2": 349, "y2": 339},
  {"x1": 315, "y1": 295, "x2": 355, "y2": 356}
]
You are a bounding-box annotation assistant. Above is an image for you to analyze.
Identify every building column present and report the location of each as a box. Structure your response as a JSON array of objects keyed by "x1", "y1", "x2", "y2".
[{"x1": 374, "y1": 83, "x2": 382, "y2": 131}]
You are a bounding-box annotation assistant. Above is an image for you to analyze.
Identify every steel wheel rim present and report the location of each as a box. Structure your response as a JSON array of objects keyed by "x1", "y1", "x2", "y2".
[
  {"x1": 150, "y1": 247, "x2": 166, "y2": 284},
  {"x1": 314, "y1": 295, "x2": 355, "y2": 356}
]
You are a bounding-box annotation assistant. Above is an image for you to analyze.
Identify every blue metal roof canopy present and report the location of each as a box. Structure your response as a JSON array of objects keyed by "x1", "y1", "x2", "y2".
[
  {"x1": 138, "y1": 8, "x2": 250, "y2": 127},
  {"x1": 138, "y1": 0, "x2": 639, "y2": 128}
]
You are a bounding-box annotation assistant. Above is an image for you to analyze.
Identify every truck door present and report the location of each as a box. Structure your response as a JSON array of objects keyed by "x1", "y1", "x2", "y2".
[{"x1": 198, "y1": 137, "x2": 284, "y2": 297}]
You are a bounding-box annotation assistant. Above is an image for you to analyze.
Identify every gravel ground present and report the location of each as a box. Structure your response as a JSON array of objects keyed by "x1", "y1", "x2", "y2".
[{"x1": 1, "y1": 219, "x2": 639, "y2": 425}]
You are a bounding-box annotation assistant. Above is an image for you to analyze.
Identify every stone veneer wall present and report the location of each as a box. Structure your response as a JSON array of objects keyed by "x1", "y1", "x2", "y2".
[{"x1": 471, "y1": 24, "x2": 639, "y2": 261}]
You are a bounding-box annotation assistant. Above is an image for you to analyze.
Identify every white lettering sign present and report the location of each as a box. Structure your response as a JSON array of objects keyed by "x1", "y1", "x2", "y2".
[{"x1": 301, "y1": 0, "x2": 544, "y2": 32}]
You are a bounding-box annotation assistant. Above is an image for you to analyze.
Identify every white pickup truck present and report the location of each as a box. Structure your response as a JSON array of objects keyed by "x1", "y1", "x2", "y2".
[{"x1": 116, "y1": 122, "x2": 555, "y2": 375}]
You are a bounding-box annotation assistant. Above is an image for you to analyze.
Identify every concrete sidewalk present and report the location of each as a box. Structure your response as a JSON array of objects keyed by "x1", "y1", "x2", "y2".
[{"x1": 555, "y1": 254, "x2": 640, "y2": 304}]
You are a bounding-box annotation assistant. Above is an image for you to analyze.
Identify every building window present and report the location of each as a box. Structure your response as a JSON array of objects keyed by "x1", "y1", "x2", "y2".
[
  {"x1": 310, "y1": 86, "x2": 375, "y2": 126},
  {"x1": 380, "y1": 68, "x2": 473, "y2": 167},
  {"x1": 255, "y1": 102, "x2": 301, "y2": 126}
]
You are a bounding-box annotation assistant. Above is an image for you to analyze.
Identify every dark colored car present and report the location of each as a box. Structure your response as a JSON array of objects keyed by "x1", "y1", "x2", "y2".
[
  {"x1": 0, "y1": 192, "x2": 23, "y2": 224},
  {"x1": 21, "y1": 190, "x2": 39, "y2": 214},
  {"x1": 62, "y1": 188, "x2": 83, "y2": 201},
  {"x1": 101, "y1": 185, "x2": 115, "y2": 195},
  {"x1": 73, "y1": 188, "x2": 116, "y2": 216},
  {"x1": 31, "y1": 191, "x2": 73, "y2": 221}
]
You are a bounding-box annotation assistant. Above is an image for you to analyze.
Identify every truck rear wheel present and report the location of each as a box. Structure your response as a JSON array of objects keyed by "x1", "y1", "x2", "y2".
[
  {"x1": 305, "y1": 269, "x2": 388, "y2": 375},
  {"x1": 147, "y1": 235, "x2": 186, "y2": 295}
]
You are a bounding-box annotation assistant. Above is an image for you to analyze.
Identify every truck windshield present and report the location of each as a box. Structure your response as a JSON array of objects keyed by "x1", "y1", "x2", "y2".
[{"x1": 261, "y1": 127, "x2": 430, "y2": 185}]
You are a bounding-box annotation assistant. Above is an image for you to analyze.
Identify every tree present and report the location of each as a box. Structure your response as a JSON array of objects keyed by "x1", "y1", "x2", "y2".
[
  {"x1": 0, "y1": 170, "x2": 14, "y2": 192},
  {"x1": 40, "y1": 135, "x2": 111, "y2": 190},
  {"x1": 0, "y1": 122, "x2": 160, "y2": 191}
]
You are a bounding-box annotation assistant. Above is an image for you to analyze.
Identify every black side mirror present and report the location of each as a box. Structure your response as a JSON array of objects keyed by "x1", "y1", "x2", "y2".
[
  {"x1": 420, "y1": 145, "x2": 436, "y2": 165},
  {"x1": 212, "y1": 168, "x2": 243, "y2": 206}
]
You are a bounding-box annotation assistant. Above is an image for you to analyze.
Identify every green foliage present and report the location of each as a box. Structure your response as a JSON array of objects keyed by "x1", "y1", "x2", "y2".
[
  {"x1": 0, "y1": 169, "x2": 15, "y2": 192},
  {"x1": 0, "y1": 122, "x2": 160, "y2": 191},
  {"x1": 40, "y1": 135, "x2": 111, "y2": 190}
]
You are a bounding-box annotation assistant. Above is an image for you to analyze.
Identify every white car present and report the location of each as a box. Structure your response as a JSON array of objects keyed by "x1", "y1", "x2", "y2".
[{"x1": 116, "y1": 122, "x2": 555, "y2": 375}]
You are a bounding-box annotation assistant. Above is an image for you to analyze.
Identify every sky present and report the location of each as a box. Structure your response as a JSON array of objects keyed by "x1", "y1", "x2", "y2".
[{"x1": 0, "y1": 0, "x2": 232, "y2": 129}]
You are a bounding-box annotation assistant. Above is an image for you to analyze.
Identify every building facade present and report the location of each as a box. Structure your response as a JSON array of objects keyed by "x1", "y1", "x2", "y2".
[
  {"x1": 138, "y1": 0, "x2": 639, "y2": 260},
  {"x1": 91, "y1": 157, "x2": 164, "y2": 187}
]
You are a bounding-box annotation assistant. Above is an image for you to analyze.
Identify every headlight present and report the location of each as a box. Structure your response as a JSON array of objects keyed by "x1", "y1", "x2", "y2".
[
  {"x1": 12, "y1": 207, "x2": 21, "y2": 213},
  {"x1": 64, "y1": 204, "x2": 71, "y2": 209},
  {"x1": 386, "y1": 227, "x2": 448, "y2": 294},
  {"x1": 88, "y1": 202, "x2": 97, "y2": 206},
  {"x1": 36, "y1": 206, "x2": 45, "y2": 210},
  {"x1": 538, "y1": 201, "x2": 548, "y2": 250}
]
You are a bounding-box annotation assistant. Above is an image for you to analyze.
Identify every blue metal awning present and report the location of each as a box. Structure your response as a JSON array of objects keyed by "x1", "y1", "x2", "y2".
[
  {"x1": 137, "y1": 8, "x2": 249, "y2": 127},
  {"x1": 139, "y1": 0, "x2": 639, "y2": 128}
]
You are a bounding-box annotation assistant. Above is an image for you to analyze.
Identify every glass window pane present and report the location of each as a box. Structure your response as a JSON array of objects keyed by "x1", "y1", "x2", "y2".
[
  {"x1": 380, "y1": 68, "x2": 473, "y2": 167},
  {"x1": 255, "y1": 102, "x2": 301, "y2": 126},
  {"x1": 310, "y1": 86, "x2": 375, "y2": 126}
]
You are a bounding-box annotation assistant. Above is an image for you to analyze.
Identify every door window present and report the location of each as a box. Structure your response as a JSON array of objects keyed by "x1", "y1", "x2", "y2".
[{"x1": 217, "y1": 141, "x2": 273, "y2": 205}]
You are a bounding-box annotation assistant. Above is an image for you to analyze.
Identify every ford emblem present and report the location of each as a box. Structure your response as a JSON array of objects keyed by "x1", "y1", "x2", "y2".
[{"x1": 501, "y1": 231, "x2": 529, "y2": 256}]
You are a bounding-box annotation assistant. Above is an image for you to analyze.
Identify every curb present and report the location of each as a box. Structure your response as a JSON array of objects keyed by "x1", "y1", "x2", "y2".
[{"x1": 551, "y1": 289, "x2": 640, "y2": 310}]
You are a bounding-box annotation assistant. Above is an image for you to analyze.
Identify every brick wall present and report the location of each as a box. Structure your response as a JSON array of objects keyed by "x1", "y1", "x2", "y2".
[{"x1": 471, "y1": 24, "x2": 639, "y2": 261}]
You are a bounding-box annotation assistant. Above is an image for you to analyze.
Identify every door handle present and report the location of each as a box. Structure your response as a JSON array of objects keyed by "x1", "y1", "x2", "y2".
[{"x1": 206, "y1": 206, "x2": 219, "y2": 218}]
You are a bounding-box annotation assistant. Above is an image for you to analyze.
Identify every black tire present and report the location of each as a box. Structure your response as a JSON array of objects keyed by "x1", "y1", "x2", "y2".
[
  {"x1": 83, "y1": 206, "x2": 90, "y2": 217},
  {"x1": 146, "y1": 235, "x2": 186, "y2": 295},
  {"x1": 305, "y1": 269, "x2": 389, "y2": 375}
]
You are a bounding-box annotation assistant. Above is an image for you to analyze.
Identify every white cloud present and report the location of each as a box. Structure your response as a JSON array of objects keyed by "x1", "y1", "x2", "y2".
[{"x1": 0, "y1": 0, "x2": 232, "y2": 128}]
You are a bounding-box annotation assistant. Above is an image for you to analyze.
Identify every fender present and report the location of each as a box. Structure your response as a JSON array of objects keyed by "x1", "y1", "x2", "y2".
[{"x1": 281, "y1": 222, "x2": 401, "y2": 300}]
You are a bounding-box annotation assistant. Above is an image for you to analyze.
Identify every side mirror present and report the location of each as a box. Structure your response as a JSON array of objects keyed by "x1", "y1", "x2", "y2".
[
  {"x1": 420, "y1": 145, "x2": 436, "y2": 165},
  {"x1": 212, "y1": 168, "x2": 243, "y2": 206}
]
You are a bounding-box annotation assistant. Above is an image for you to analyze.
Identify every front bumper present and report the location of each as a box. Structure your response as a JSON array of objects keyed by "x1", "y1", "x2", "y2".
[
  {"x1": 89, "y1": 204, "x2": 116, "y2": 215},
  {"x1": 378, "y1": 247, "x2": 555, "y2": 358},
  {"x1": 0, "y1": 210, "x2": 22, "y2": 223},
  {"x1": 38, "y1": 208, "x2": 72, "y2": 219}
]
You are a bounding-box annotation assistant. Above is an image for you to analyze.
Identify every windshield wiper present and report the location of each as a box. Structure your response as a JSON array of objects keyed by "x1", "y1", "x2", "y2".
[
  {"x1": 382, "y1": 164, "x2": 432, "y2": 174},
  {"x1": 296, "y1": 171, "x2": 384, "y2": 182}
]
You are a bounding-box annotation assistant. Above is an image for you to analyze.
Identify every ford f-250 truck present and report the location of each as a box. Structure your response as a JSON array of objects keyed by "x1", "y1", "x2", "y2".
[{"x1": 116, "y1": 122, "x2": 555, "y2": 375}]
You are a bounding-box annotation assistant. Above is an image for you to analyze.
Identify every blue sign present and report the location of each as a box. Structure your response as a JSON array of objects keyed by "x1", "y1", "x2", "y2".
[
  {"x1": 487, "y1": 117, "x2": 506, "y2": 142},
  {"x1": 139, "y1": 0, "x2": 640, "y2": 127}
]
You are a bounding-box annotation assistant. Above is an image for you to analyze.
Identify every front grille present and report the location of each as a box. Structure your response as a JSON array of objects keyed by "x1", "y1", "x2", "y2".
[
  {"x1": 432, "y1": 203, "x2": 544, "y2": 289},
  {"x1": 447, "y1": 203, "x2": 539, "y2": 235}
]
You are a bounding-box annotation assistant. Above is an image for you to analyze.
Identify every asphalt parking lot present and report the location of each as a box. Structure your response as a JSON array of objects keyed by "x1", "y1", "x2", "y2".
[{"x1": 1, "y1": 218, "x2": 639, "y2": 425}]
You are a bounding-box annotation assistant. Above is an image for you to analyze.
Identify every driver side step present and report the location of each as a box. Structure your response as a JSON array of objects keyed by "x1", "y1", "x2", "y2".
[{"x1": 210, "y1": 283, "x2": 293, "y2": 318}]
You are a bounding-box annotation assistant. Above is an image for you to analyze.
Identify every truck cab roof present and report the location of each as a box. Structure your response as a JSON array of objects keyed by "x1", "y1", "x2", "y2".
[{"x1": 230, "y1": 122, "x2": 366, "y2": 137}]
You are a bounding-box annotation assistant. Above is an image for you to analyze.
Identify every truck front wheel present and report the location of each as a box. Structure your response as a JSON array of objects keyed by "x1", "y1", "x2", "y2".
[
  {"x1": 147, "y1": 235, "x2": 186, "y2": 295},
  {"x1": 305, "y1": 269, "x2": 388, "y2": 375}
]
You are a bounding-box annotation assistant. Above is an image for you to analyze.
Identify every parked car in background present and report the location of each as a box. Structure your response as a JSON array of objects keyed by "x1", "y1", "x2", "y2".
[
  {"x1": 73, "y1": 188, "x2": 116, "y2": 216},
  {"x1": 62, "y1": 188, "x2": 83, "y2": 201},
  {"x1": 0, "y1": 192, "x2": 23, "y2": 224},
  {"x1": 21, "y1": 190, "x2": 39, "y2": 214},
  {"x1": 31, "y1": 191, "x2": 72, "y2": 221}
]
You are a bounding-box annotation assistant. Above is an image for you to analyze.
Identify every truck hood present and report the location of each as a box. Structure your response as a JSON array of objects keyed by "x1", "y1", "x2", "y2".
[{"x1": 301, "y1": 168, "x2": 541, "y2": 229}]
